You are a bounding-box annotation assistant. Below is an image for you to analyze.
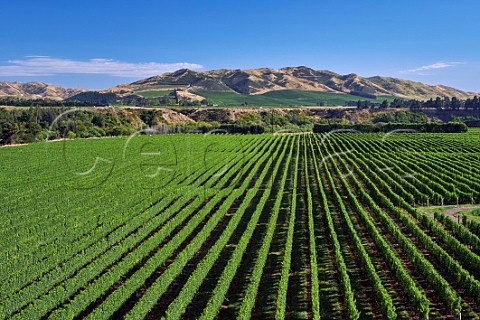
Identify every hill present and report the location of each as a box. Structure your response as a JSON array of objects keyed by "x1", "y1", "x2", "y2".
[
  {"x1": 0, "y1": 81, "x2": 85, "y2": 100},
  {"x1": 115, "y1": 66, "x2": 477, "y2": 101},
  {"x1": 2, "y1": 66, "x2": 478, "y2": 106}
]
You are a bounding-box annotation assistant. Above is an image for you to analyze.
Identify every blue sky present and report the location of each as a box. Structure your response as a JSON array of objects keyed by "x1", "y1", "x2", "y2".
[{"x1": 1, "y1": 0, "x2": 479, "y2": 91}]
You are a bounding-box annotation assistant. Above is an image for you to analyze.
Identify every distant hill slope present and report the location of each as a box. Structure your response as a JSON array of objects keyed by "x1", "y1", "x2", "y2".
[
  {"x1": 192, "y1": 89, "x2": 396, "y2": 106},
  {"x1": 116, "y1": 66, "x2": 477, "y2": 100},
  {"x1": 0, "y1": 81, "x2": 85, "y2": 100}
]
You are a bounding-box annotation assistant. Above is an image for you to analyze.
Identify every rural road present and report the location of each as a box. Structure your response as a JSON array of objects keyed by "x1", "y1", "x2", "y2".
[{"x1": 442, "y1": 205, "x2": 480, "y2": 218}]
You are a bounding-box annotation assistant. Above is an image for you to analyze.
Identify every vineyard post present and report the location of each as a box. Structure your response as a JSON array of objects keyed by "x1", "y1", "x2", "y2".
[{"x1": 442, "y1": 198, "x2": 444, "y2": 206}]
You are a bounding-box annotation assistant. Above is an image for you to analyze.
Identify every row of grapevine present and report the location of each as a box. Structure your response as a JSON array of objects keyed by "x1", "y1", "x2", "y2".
[
  {"x1": 237, "y1": 136, "x2": 295, "y2": 319},
  {"x1": 164, "y1": 136, "x2": 294, "y2": 320},
  {"x1": 5, "y1": 135, "x2": 273, "y2": 319},
  {"x1": 80, "y1": 137, "x2": 287, "y2": 320},
  {"x1": 311, "y1": 136, "x2": 431, "y2": 317},
  {"x1": 434, "y1": 212, "x2": 480, "y2": 255},
  {"x1": 340, "y1": 140, "x2": 480, "y2": 302},
  {"x1": 321, "y1": 146, "x2": 397, "y2": 319},
  {"x1": 274, "y1": 136, "x2": 299, "y2": 320},
  {"x1": 303, "y1": 135, "x2": 321, "y2": 320},
  {"x1": 309, "y1": 136, "x2": 360, "y2": 320},
  {"x1": 314, "y1": 134, "x2": 462, "y2": 314},
  {"x1": 199, "y1": 137, "x2": 293, "y2": 320},
  {"x1": 3, "y1": 130, "x2": 480, "y2": 318}
]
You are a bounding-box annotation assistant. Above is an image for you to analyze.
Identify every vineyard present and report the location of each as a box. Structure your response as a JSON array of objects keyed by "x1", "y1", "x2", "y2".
[{"x1": 2, "y1": 129, "x2": 480, "y2": 319}]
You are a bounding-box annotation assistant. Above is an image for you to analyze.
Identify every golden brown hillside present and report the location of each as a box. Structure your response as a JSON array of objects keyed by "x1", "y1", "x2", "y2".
[{"x1": 0, "y1": 81, "x2": 85, "y2": 100}]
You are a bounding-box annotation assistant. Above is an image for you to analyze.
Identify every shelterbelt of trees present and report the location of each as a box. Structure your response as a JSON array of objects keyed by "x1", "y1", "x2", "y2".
[
  {"x1": 1, "y1": 94, "x2": 480, "y2": 109},
  {"x1": 357, "y1": 96, "x2": 480, "y2": 110},
  {"x1": 313, "y1": 122, "x2": 468, "y2": 133}
]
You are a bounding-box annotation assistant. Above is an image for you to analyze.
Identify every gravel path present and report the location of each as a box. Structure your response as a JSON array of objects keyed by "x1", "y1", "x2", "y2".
[{"x1": 442, "y1": 205, "x2": 480, "y2": 218}]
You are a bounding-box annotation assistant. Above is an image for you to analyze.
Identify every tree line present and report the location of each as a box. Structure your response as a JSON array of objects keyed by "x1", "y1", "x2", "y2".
[
  {"x1": 313, "y1": 122, "x2": 468, "y2": 133},
  {"x1": 0, "y1": 107, "x2": 140, "y2": 144},
  {"x1": 2, "y1": 94, "x2": 480, "y2": 110},
  {"x1": 0, "y1": 107, "x2": 316, "y2": 145},
  {"x1": 353, "y1": 96, "x2": 480, "y2": 110},
  {"x1": 0, "y1": 96, "x2": 100, "y2": 107}
]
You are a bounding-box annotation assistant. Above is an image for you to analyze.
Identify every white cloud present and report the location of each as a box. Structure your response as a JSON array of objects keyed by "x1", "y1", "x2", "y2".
[
  {"x1": 0, "y1": 56, "x2": 203, "y2": 77},
  {"x1": 399, "y1": 61, "x2": 464, "y2": 75}
]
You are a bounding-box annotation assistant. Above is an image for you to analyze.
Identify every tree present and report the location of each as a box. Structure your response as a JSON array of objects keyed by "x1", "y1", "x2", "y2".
[
  {"x1": 465, "y1": 98, "x2": 473, "y2": 110},
  {"x1": 434, "y1": 97, "x2": 443, "y2": 110},
  {"x1": 451, "y1": 97, "x2": 461, "y2": 110},
  {"x1": 444, "y1": 97, "x2": 451, "y2": 110},
  {"x1": 472, "y1": 96, "x2": 480, "y2": 111},
  {"x1": 424, "y1": 98, "x2": 434, "y2": 109}
]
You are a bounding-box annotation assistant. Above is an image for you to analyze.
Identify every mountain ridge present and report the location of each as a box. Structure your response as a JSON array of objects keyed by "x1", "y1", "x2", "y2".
[
  {"x1": 0, "y1": 81, "x2": 86, "y2": 100},
  {"x1": 0, "y1": 66, "x2": 477, "y2": 101},
  {"x1": 121, "y1": 66, "x2": 477, "y2": 100}
]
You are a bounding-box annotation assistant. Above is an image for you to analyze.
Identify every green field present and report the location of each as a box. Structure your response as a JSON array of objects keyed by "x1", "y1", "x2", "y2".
[
  {"x1": 2, "y1": 130, "x2": 480, "y2": 319},
  {"x1": 135, "y1": 90, "x2": 172, "y2": 98},
  {"x1": 192, "y1": 89, "x2": 396, "y2": 106},
  {"x1": 133, "y1": 85, "x2": 187, "y2": 92}
]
